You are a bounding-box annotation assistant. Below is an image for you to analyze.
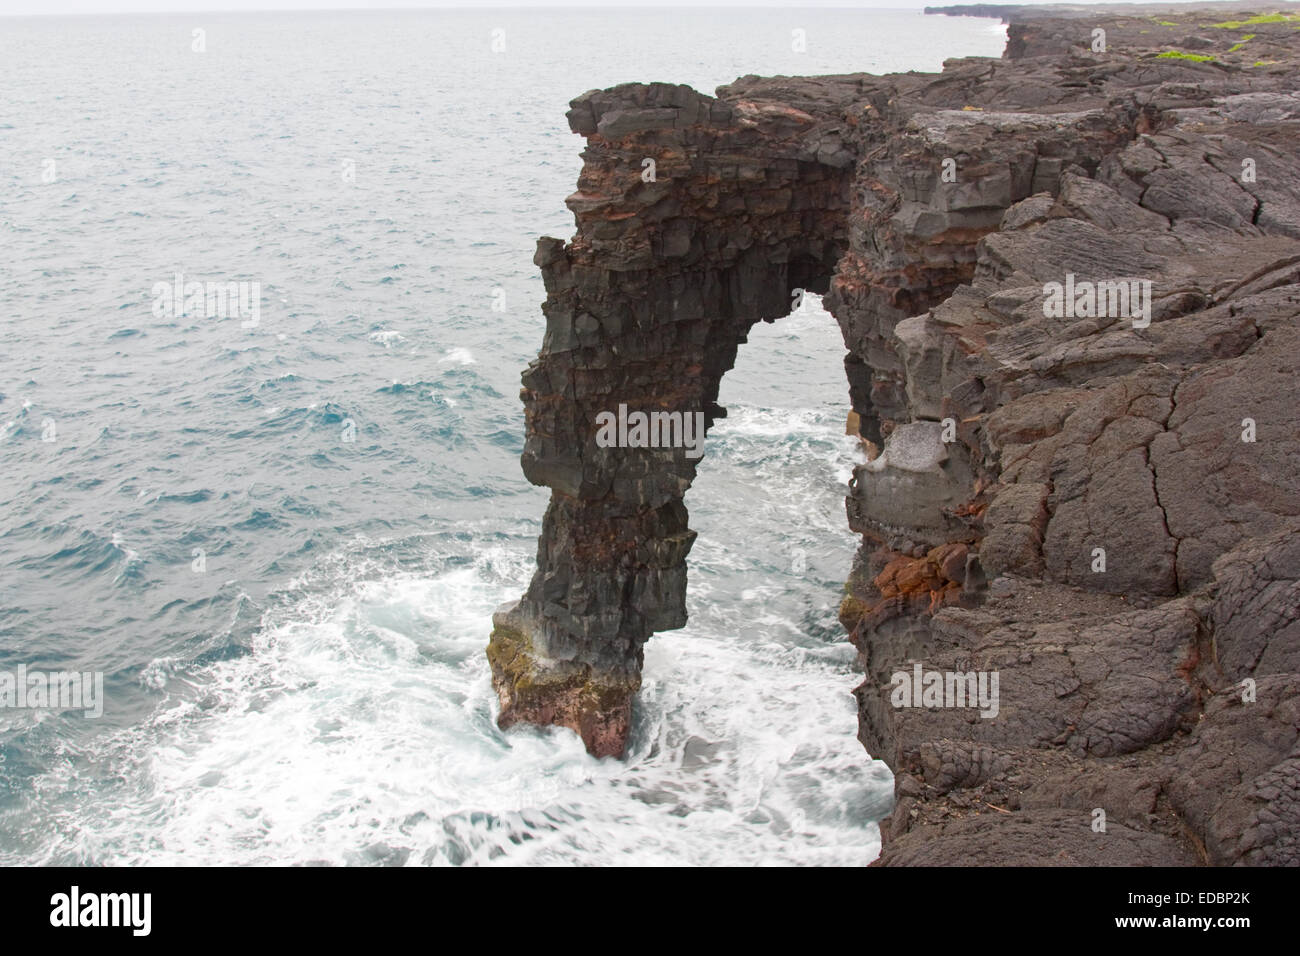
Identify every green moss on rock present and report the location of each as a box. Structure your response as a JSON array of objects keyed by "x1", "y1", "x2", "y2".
[{"x1": 1156, "y1": 50, "x2": 1217, "y2": 62}]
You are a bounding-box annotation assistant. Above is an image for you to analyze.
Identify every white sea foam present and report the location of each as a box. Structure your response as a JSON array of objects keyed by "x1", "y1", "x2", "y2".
[
  {"x1": 11, "y1": 529, "x2": 885, "y2": 867},
  {"x1": 439, "y1": 347, "x2": 476, "y2": 366},
  {"x1": 369, "y1": 330, "x2": 405, "y2": 348}
]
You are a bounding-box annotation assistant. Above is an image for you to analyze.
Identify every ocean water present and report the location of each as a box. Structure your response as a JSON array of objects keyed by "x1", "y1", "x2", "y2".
[{"x1": 0, "y1": 9, "x2": 1007, "y2": 866}]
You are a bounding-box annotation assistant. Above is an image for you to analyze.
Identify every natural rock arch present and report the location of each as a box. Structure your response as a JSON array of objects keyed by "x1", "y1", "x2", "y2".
[{"x1": 487, "y1": 82, "x2": 852, "y2": 756}]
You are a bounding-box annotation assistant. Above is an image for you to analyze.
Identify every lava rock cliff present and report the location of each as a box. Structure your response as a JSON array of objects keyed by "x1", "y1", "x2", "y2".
[{"x1": 491, "y1": 4, "x2": 1300, "y2": 865}]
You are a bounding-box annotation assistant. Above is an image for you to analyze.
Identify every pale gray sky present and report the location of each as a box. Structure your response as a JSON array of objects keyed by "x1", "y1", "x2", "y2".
[{"x1": 0, "y1": 0, "x2": 1227, "y2": 18}]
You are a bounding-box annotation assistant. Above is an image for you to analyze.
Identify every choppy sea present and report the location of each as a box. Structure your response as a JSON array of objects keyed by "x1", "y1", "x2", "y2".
[{"x1": 0, "y1": 8, "x2": 1006, "y2": 865}]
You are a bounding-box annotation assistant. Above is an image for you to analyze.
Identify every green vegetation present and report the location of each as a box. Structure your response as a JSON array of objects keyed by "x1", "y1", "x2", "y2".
[
  {"x1": 1156, "y1": 50, "x2": 1217, "y2": 62},
  {"x1": 1211, "y1": 12, "x2": 1299, "y2": 29},
  {"x1": 1228, "y1": 34, "x2": 1257, "y2": 52}
]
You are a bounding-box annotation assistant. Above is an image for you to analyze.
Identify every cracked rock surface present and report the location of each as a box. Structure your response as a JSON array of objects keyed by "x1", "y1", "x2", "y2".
[{"x1": 847, "y1": 5, "x2": 1300, "y2": 866}]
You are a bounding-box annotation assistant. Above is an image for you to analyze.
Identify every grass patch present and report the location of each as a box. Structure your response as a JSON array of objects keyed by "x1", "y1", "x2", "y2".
[
  {"x1": 1157, "y1": 50, "x2": 1217, "y2": 62},
  {"x1": 1212, "y1": 12, "x2": 1299, "y2": 29},
  {"x1": 1228, "y1": 34, "x2": 1257, "y2": 52}
]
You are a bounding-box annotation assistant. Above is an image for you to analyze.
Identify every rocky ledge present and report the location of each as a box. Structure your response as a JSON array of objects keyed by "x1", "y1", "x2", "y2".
[{"x1": 489, "y1": 4, "x2": 1300, "y2": 864}]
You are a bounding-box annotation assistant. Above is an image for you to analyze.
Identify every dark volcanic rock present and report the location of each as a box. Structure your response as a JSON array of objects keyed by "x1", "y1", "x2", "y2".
[
  {"x1": 494, "y1": 3, "x2": 1300, "y2": 865},
  {"x1": 488, "y1": 81, "x2": 852, "y2": 756}
]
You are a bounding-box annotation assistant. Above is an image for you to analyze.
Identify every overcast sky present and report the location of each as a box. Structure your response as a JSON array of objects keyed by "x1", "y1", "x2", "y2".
[{"x1": 0, "y1": 0, "x2": 1226, "y2": 18}]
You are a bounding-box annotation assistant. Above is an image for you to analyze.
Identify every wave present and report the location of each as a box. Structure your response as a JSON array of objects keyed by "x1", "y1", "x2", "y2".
[{"x1": 0, "y1": 528, "x2": 885, "y2": 866}]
